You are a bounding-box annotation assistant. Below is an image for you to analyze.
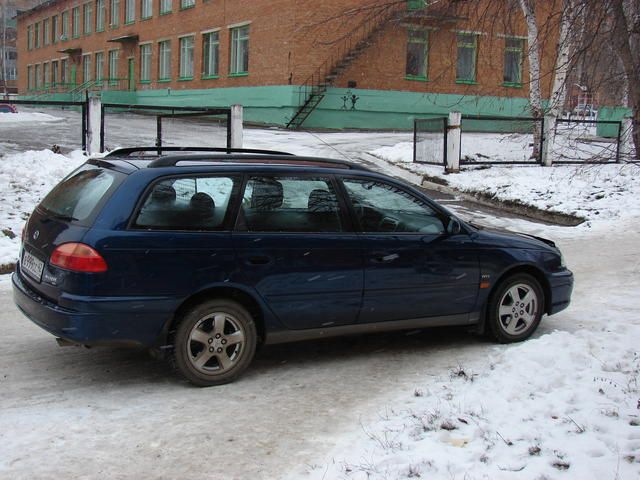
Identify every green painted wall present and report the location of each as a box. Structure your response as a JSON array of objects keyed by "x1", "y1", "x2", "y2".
[
  {"x1": 597, "y1": 106, "x2": 632, "y2": 138},
  {"x1": 21, "y1": 85, "x2": 540, "y2": 131}
]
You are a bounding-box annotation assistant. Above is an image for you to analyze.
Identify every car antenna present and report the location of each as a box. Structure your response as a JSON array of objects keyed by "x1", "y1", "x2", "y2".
[{"x1": 301, "y1": 128, "x2": 355, "y2": 163}]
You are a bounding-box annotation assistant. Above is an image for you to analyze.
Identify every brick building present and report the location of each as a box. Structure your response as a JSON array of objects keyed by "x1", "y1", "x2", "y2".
[{"x1": 16, "y1": 0, "x2": 561, "y2": 129}]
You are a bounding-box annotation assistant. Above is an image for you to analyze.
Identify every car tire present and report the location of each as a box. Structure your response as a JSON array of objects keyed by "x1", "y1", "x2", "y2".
[
  {"x1": 487, "y1": 274, "x2": 544, "y2": 344},
  {"x1": 172, "y1": 299, "x2": 257, "y2": 386}
]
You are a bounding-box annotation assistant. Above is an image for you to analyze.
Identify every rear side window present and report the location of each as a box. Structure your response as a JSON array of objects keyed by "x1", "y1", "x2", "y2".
[
  {"x1": 38, "y1": 164, "x2": 124, "y2": 225},
  {"x1": 134, "y1": 175, "x2": 238, "y2": 230},
  {"x1": 240, "y1": 176, "x2": 343, "y2": 233}
]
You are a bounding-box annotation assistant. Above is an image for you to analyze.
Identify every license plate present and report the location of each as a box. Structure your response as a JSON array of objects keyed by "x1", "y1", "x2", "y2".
[{"x1": 22, "y1": 250, "x2": 44, "y2": 282}]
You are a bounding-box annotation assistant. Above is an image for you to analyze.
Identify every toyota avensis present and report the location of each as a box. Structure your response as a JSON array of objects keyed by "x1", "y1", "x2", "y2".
[{"x1": 13, "y1": 147, "x2": 573, "y2": 386}]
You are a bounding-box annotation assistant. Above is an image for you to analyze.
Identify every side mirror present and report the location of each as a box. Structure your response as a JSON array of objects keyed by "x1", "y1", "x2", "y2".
[{"x1": 448, "y1": 217, "x2": 462, "y2": 235}]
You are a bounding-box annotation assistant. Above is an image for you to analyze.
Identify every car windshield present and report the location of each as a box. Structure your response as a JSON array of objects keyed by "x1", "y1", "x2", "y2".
[{"x1": 38, "y1": 164, "x2": 124, "y2": 224}]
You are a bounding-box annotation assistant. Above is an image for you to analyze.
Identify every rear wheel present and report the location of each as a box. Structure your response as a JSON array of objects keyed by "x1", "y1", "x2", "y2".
[
  {"x1": 173, "y1": 299, "x2": 257, "y2": 386},
  {"x1": 488, "y1": 274, "x2": 544, "y2": 343}
]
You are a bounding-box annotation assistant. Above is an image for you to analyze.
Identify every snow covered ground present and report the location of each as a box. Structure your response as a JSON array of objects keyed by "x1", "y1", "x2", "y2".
[
  {"x1": 0, "y1": 111, "x2": 63, "y2": 124},
  {"x1": 0, "y1": 110, "x2": 638, "y2": 479}
]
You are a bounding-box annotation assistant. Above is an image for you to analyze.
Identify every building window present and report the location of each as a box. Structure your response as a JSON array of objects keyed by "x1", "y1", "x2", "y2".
[
  {"x1": 111, "y1": 0, "x2": 120, "y2": 26},
  {"x1": 43, "y1": 18, "x2": 50, "y2": 45},
  {"x1": 456, "y1": 33, "x2": 478, "y2": 83},
  {"x1": 34, "y1": 22, "x2": 40, "y2": 48},
  {"x1": 83, "y1": 54, "x2": 92, "y2": 82},
  {"x1": 61, "y1": 11, "x2": 69, "y2": 39},
  {"x1": 96, "y1": 0, "x2": 106, "y2": 31},
  {"x1": 95, "y1": 51, "x2": 104, "y2": 82},
  {"x1": 27, "y1": 25, "x2": 33, "y2": 50},
  {"x1": 72, "y1": 7, "x2": 80, "y2": 38},
  {"x1": 35, "y1": 64, "x2": 41, "y2": 88},
  {"x1": 230, "y1": 25, "x2": 249, "y2": 75},
  {"x1": 140, "y1": 43, "x2": 151, "y2": 82},
  {"x1": 406, "y1": 28, "x2": 428, "y2": 80},
  {"x1": 27, "y1": 65, "x2": 33, "y2": 89},
  {"x1": 52, "y1": 15, "x2": 59, "y2": 43},
  {"x1": 179, "y1": 36, "x2": 194, "y2": 79},
  {"x1": 43, "y1": 62, "x2": 50, "y2": 87},
  {"x1": 108, "y1": 49, "x2": 119, "y2": 83},
  {"x1": 503, "y1": 37, "x2": 524, "y2": 86},
  {"x1": 158, "y1": 40, "x2": 171, "y2": 80},
  {"x1": 160, "y1": 0, "x2": 171, "y2": 14},
  {"x1": 125, "y1": 0, "x2": 135, "y2": 23},
  {"x1": 202, "y1": 31, "x2": 219, "y2": 78},
  {"x1": 84, "y1": 3, "x2": 93, "y2": 34},
  {"x1": 52, "y1": 60, "x2": 59, "y2": 85},
  {"x1": 180, "y1": 0, "x2": 194, "y2": 9},
  {"x1": 61, "y1": 58, "x2": 68, "y2": 83},
  {"x1": 141, "y1": 0, "x2": 152, "y2": 18}
]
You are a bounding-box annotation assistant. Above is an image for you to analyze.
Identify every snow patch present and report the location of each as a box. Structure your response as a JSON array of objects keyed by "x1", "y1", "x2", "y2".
[{"x1": 0, "y1": 111, "x2": 63, "y2": 124}]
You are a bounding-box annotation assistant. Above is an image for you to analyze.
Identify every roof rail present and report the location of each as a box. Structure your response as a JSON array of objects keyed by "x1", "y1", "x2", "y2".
[
  {"x1": 146, "y1": 153, "x2": 369, "y2": 170},
  {"x1": 105, "y1": 146, "x2": 294, "y2": 158}
]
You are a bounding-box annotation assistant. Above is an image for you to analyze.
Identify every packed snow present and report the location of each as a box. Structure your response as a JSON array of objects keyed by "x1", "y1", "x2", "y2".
[
  {"x1": 0, "y1": 111, "x2": 63, "y2": 123},
  {"x1": 0, "y1": 111, "x2": 639, "y2": 479}
]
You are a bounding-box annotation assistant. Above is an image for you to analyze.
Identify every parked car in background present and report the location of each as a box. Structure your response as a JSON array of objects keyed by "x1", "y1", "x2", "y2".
[{"x1": 13, "y1": 148, "x2": 574, "y2": 386}]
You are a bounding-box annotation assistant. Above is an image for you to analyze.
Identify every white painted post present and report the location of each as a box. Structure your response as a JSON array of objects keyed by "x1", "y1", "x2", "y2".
[
  {"x1": 230, "y1": 104, "x2": 243, "y2": 148},
  {"x1": 87, "y1": 96, "x2": 102, "y2": 154},
  {"x1": 541, "y1": 115, "x2": 553, "y2": 166},
  {"x1": 620, "y1": 116, "x2": 633, "y2": 162},
  {"x1": 446, "y1": 111, "x2": 461, "y2": 173}
]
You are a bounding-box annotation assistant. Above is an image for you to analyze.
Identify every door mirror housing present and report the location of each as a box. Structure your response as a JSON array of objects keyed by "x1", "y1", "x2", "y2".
[{"x1": 447, "y1": 217, "x2": 463, "y2": 235}]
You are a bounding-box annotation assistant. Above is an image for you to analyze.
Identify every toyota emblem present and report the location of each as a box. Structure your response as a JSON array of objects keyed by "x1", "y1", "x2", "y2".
[{"x1": 32, "y1": 230, "x2": 40, "y2": 240}]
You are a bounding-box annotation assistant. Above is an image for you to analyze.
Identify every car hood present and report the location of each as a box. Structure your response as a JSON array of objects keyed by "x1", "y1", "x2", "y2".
[{"x1": 470, "y1": 224, "x2": 557, "y2": 251}]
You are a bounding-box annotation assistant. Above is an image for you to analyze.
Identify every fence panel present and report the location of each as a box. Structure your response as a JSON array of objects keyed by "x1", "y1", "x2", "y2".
[
  {"x1": 460, "y1": 116, "x2": 542, "y2": 165},
  {"x1": 553, "y1": 119, "x2": 621, "y2": 164},
  {"x1": 413, "y1": 117, "x2": 447, "y2": 165}
]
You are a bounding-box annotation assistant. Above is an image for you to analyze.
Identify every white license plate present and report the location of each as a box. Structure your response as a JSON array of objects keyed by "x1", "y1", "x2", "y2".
[{"x1": 22, "y1": 250, "x2": 44, "y2": 282}]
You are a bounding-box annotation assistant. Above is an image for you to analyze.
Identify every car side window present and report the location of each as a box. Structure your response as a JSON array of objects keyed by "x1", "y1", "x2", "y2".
[
  {"x1": 342, "y1": 178, "x2": 445, "y2": 234},
  {"x1": 241, "y1": 176, "x2": 343, "y2": 233},
  {"x1": 134, "y1": 176, "x2": 237, "y2": 230}
]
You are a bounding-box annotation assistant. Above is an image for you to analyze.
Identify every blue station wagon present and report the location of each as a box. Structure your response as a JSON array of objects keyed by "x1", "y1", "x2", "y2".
[{"x1": 13, "y1": 148, "x2": 573, "y2": 386}]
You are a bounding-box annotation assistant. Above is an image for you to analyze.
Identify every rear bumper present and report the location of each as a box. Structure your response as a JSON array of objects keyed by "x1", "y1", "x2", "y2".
[
  {"x1": 548, "y1": 269, "x2": 574, "y2": 315},
  {"x1": 12, "y1": 272, "x2": 174, "y2": 347}
]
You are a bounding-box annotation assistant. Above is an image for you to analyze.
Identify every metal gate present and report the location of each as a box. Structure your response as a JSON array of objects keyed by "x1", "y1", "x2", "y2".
[
  {"x1": 413, "y1": 117, "x2": 447, "y2": 165},
  {"x1": 553, "y1": 118, "x2": 622, "y2": 164}
]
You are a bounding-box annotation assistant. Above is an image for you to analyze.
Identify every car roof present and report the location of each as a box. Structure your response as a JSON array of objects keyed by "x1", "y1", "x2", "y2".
[{"x1": 97, "y1": 147, "x2": 371, "y2": 174}]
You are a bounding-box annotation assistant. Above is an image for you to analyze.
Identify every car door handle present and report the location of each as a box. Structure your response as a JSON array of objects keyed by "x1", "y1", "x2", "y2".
[
  {"x1": 371, "y1": 253, "x2": 399, "y2": 264},
  {"x1": 246, "y1": 255, "x2": 272, "y2": 266}
]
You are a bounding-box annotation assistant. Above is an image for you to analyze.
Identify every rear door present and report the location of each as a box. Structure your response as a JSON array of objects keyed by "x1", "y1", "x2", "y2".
[
  {"x1": 340, "y1": 177, "x2": 480, "y2": 323},
  {"x1": 232, "y1": 174, "x2": 363, "y2": 330}
]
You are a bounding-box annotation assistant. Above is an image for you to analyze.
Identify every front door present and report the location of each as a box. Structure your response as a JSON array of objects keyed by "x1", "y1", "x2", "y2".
[
  {"x1": 70, "y1": 65, "x2": 77, "y2": 87},
  {"x1": 340, "y1": 177, "x2": 480, "y2": 323},
  {"x1": 232, "y1": 174, "x2": 363, "y2": 330},
  {"x1": 127, "y1": 58, "x2": 135, "y2": 91}
]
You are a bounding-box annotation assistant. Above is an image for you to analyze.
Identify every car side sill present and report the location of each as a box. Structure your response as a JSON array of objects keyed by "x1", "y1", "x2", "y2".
[{"x1": 265, "y1": 313, "x2": 474, "y2": 345}]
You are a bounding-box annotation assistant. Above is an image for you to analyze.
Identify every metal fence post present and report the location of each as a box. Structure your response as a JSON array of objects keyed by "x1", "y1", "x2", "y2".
[
  {"x1": 156, "y1": 116, "x2": 163, "y2": 155},
  {"x1": 230, "y1": 104, "x2": 243, "y2": 149},
  {"x1": 99, "y1": 104, "x2": 105, "y2": 153},
  {"x1": 446, "y1": 111, "x2": 461, "y2": 173},
  {"x1": 81, "y1": 102, "x2": 87, "y2": 152},
  {"x1": 412, "y1": 119, "x2": 417, "y2": 164}
]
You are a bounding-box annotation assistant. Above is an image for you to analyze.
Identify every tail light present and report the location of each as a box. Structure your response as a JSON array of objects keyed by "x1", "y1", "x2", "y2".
[{"x1": 50, "y1": 243, "x2": 108, "y2": 273}]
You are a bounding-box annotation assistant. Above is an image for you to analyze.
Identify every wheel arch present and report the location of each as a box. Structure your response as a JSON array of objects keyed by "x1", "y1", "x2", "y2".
[
  {"x1": 477, "y1": 264, "x2": 551, "y2": 334},
  {"x1": 159, "y1": 285, "x2": 267, "y2": 350}
]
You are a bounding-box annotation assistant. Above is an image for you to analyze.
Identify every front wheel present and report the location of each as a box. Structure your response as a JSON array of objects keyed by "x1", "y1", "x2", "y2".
[
  {"x1": 173, "y1": 299, "x2": 257, "y2": 386},
  {"x1": 487, "y1": 274, "x2": 544, "y2": 343}
]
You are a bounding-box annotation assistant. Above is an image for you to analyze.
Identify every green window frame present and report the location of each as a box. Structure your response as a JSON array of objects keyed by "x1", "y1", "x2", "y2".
[
  {"x1": 230, "y1": 25, "x2": 249, "y2": 75},
  {"x1": 503, "y1": 37, "x2": 524, "y2": 87},
  {"x1": 125, "y1": 0, "x2": 135, "y2": 24},
  {"x1": 140, "y1": 43, "x2": 152, "y2": 82},
  {"x1": 95, "y1": 51, "x2": 104, "y2": 81},
  {"x1": 407, "y1": 0, "x2": 426, "y2": 10},
  {"x1": 72, "y1": 7, "x2": 80, "y2": 38},
  {"x1": 43, "y1": 18, "x2": 50, "y2": 46},
  {"x1": 405, "y1": 28, "x2": 429, "y2": 80},
  {"x1": 43, "y1": 62, "x2": 50, "y2": 87},
  {"x1": 83, "y1": 2, "x2": 93, "y2": 34},
  {"x1": 110, "y1": 0, "x2": 120, "y2": 26},
  {"x1": 141, "y1": 0, "x2": 152, "y2": 19},
  {"x1": 61, "y1": 11, "x2": 69, "y2": 39},
  {"x1": 61, "y1": 58, "x2": 68, "y2": 83},
  {"x1": 202, "y1": 31, "x2": 219, "y2": 78},
  {"x1": 456, "y1": 33, "x2": 478, "y2": 83},
  {"x1": 179, "y1": 35, "x2": 194, "y2": 80},
  {"x1": 159, "y1": 0, "x2": 171, "y2": 14},
  {"x1": 52, "y1": 60, "x2": 59, "y2": 84},
  {"x1": 108, "y1": 49, "x2": 119, "y2": 84},
  {"x1": 96, "y1": 0, "x2": 106, "y2": 31},
  {"x1": 52, "y1": 15, "x2": 59, "y2": 43},
  {"x1": 82, "y1": 54, "x2": 92, "y2": 82},
  {"x1": 27, "y1": 25, "x2": 33, "y2": 50},
  {"x1": 34, "y1": 22, "x2": 40, "y2": 48},
  {"x1": 180, "y1": 0, "x2": 194, "y2": 9},
  {"x1": 158, "y1": 40, "x2": 171, "y2": 81}
]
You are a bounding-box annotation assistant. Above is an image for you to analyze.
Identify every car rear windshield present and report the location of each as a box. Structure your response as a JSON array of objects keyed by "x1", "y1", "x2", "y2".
[{"x1": 37, "y1": 164, "x2": 125, "y2": 225}]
